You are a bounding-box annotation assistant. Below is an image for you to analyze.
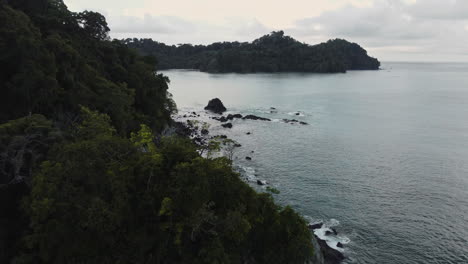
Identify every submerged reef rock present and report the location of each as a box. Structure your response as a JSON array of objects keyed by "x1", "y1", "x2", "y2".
[{"x1": 243, "y1": 115, "x2": 271, "y2": 121}]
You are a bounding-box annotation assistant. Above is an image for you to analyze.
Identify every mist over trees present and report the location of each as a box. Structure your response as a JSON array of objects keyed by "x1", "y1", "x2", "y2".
[{"x1": 123, "y1": 31, "x2": 380, "y2": 73}]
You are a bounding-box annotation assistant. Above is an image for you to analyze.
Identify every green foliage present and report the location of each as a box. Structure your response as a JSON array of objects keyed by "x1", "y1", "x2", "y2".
[
  {"x1": 77, "y1": 106, "x2": 116, "y2": 139},
  {"x1": 202, "y1": 136, "x2": 240, "y2": 160},
  {"x1": 0, "y1": 5, "x2": 60, "y2": 121},
  {"x1": 15, "y1": 115, "x2": 313, "y2": 263},
  {"x1": 0, "y1": 114, "x2": 60, "y2": 263},
  {"x1": 200, "y1": 136, "x2": 239, "y2": 161},
  {"x1": 266, "y1": 186, "x2": 281, "y2": 195},
  {"x1": 130, "y1": 124, "x2": 157, "y2": 153},
  {"x1": 74, "y1": 11, "x2": 110, "y2": 40},
  {"x1": 0, "y1": 1, "x2": 316, "y2": 263},
  {"x1": 0, "y1": 0, "x2": 175, "y2": 133},
  {"x1": 123, "y1": 30, "x2": 380, "y2": 73},
  {"x1": 0, "y1": 114, "x2": 60, "y2": 185},
  {"x1": 159, "y1": 197, "x2": 173, "y2": 216}
]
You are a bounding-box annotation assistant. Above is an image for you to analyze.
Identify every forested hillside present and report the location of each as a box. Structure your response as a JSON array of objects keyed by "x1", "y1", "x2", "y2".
[
  {"x1": 0, "y1": 1, "x2": 315, "y2": 263},
  {"x1": 123, "y1": 31, "x2": 380, "y2": 73}
]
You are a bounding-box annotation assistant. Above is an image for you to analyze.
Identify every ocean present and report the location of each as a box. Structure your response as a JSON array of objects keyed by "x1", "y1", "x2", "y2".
[{"x1": 162, "y1": 62, "x2": 468, "y2": 264}]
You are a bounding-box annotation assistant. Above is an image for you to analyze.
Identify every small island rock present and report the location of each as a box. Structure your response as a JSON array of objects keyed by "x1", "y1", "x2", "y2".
[
  {"x1": 243, "y1": 115, "x2": 271, "y2": 121},
  {"x1": 222, "y1": 123, "x2": 233, "y2": 129},
  {"x1": 204, "y1": 98, "x2": 227, "y2": 114}
]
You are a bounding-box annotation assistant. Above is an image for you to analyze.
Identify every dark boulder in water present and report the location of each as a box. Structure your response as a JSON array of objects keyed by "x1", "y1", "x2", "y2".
[
  {"x1": 257, "y1": 180, "x2": 267, "y2": 185},
  {"x1": 243, "y1": 115, "x2": 271, "y2": 121},
  {"x1": 245, "y1": 156, "x2": 252, "y2": 160},
  {"x1": 213, "y1": 113, "x2": 242, "y2": 122},
  {"x1": 201, "y1": 129, "x2": 209, "y2": 135},
  {"x1": 331, "y1": 227, "x2": 338, "y2": 235},
  {"x1": 218, "y1": 116, "x2": 229, "y2": 122},
  {"x1": 283, "y1": 119, "x2": 308, "y2": 125},
  {"x1": 222, "y1": 123, "x2": 233, "y2": 129},
  {"x1": 337, "y1": 242, "x2": 343, "y2": 248},
  {"x1": 308, "y1": 222, "x2": 323, "y2": 230},
  {"x1": 204, "y1": 98, "x2": 227, "y2": 114},
  {"x1": 227, "y1": 114, "x2": 243, "y2": 120},
  {"x1": 173, "y1": 121, "x2": 193, "y2": 138}
]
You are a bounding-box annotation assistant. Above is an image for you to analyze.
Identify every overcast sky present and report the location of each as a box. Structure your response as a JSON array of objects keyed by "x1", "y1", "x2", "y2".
[{"x1": 66, "y1": 0, "x2": 468, "y2": 62}]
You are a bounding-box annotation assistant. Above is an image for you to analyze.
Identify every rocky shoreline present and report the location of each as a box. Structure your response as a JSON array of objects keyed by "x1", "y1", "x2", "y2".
[
  {"x1": 309, "y1": 223, "x2": 345, "y2": 264},
  {"x1": 171, "y1": 98, "x2": 346, "y2": 264}
]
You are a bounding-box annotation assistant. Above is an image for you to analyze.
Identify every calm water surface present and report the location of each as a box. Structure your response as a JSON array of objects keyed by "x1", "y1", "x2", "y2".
[{"x1": 162, "y1": 62, "x2": 468, "y2": 264}]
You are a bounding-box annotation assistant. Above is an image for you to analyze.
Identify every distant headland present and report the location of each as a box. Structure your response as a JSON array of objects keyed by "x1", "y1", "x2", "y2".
[{"x1": 123, "y1": 31, "x2": 380, "y2": 73}]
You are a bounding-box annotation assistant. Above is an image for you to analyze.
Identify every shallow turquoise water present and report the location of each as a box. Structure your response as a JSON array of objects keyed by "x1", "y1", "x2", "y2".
[{"x1": 162, "y1": 62, "x2": 468, "y2": 264}]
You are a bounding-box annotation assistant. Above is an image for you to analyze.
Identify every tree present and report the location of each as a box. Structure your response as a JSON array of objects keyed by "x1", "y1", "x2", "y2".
[
  {"x1": 5, "y1": 0, "x2": 49, "y2": 15},
  {"x1": 1, "y1": 2, "x2": 317, "y2": 263},
  {"x1": 0, "y1": 115, "x2": 59, "y2": 186},
  {"x1": 74, "y1": 11, "x2": 110, "y2": 40},
  {"x1": 123, "y1": 32, "x2": 380, "y2": 73}
]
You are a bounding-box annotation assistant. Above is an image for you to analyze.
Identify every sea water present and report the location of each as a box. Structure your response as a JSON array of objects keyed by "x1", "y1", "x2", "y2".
[{"x1": 162, "y1": 62, "x2": 468, "y2": 264}]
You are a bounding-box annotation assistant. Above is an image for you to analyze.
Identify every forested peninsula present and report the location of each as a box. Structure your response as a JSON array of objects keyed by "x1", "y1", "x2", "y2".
[
  {"x1": 123, "y1": 31, "x2": 380, "y2": 73},
  {"x1": 0, "y1": 1, "x2": 317, "y2": 263}
]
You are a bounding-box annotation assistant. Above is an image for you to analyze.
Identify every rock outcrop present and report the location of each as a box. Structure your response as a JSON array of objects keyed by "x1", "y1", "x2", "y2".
[
  {"x1": 222, "y1": 123, "x2": 233, "y2": 129},
  {"x1": 308, "y1": 222, "x2": 323, "y2": 230},
  {"x1": 204, "y1": 98, "x2": 227, "y2": 114},
  {"x1": 315, "y1": 236, "x2": 345, "y2": 264},
  {"x1": 243, "y1": 115, "x2": 271, "y2": 121},
  {"x1": 282, "y1": 119, "x2": 308, "y2": 125},
  {"x1": 257, "y1": 180, "x2": 267, "y2": 185}
]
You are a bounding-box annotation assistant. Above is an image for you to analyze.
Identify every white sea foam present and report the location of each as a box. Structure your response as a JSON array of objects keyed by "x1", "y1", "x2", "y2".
[
  {"x1": 310, "y1": 218, "x2": 350, "y2": 252},
  {"x1": 236, "y1": 165, "x2": 257, "y2": 182},
  {"x1": 328, "y1": 218, "x2": 340, "y2": 227},
  {"x1": 256, "y1": 109, "x2": 274, "y2": 114}
]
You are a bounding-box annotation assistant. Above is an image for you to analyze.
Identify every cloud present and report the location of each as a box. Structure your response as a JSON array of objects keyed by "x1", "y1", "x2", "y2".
[
  {"x1": 108, "y1": 14, "x2": 273, "y2": 44},
  {"x1": 406, "y1": 0, "x2": 468, "y2": 20},
  {"x1": 109, "y1": 15, "x2": 195, "y2": 34},
  {"x1": 286, "y1": 0, "x2": 468, "y2": 61},
  {"x1": 85, "y1": 0, "x2": 468, "y2": 61}
]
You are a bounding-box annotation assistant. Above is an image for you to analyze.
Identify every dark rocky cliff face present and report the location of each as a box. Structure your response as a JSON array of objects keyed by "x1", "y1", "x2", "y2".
[
  {"x1": 309, "y1": 235, "x2": 325, "y2": 264},
  {"x1": 308, "y1": 234, "x2": 346, "y2": 264}
]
